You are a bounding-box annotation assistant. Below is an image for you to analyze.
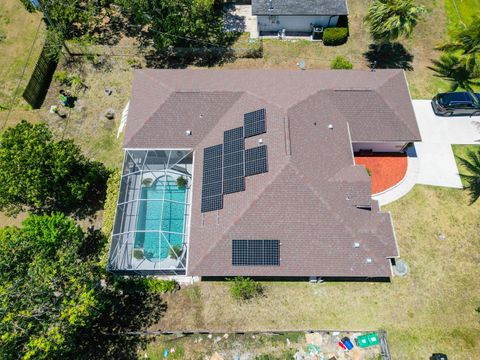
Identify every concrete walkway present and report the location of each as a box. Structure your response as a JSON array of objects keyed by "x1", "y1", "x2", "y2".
[{"x1": 375, "y1": 100, "x2": 480, "y2": 206}]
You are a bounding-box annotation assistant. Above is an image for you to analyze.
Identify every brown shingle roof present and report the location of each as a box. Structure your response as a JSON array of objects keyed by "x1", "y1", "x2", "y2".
[{"x1": 124, "y1": 69, "x2": 417, "y2": 278}]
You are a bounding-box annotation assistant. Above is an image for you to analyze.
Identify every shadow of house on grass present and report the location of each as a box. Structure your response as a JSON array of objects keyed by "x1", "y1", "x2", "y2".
[
  {"x1": 73, "y1": 289, "x2": 168, "y2": 360},
  {"x1": 364, "y1": 42, "x2": 414, "y2": 71}
]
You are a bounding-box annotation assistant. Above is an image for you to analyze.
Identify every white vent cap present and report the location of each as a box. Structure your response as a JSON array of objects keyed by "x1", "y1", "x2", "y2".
[
  {"x1": 353, "y1": 242, "x2": 360, "y2": 248},
  {"x1": 366, "y1": 257, "x2": 373, "y2": 264},
  {"x1": 258, "y1": 138, "x2": 263, "y2": 144},
  {"x1": 328, "y1": 124, "x2": 334, "y2": 130},
  {"x1": 186, "y1": 130, "x2": 192, "y2": 136}
]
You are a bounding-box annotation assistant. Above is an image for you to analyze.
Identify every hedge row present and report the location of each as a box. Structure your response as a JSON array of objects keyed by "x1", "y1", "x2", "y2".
[{"x1": 323, "y1": 27, "x2": 349, "y2": 46}]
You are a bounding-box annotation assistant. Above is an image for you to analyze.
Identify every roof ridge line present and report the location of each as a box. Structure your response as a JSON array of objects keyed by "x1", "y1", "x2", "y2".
[{"x1": 376, "y1": 71, "x2": 418, "y2": 139}]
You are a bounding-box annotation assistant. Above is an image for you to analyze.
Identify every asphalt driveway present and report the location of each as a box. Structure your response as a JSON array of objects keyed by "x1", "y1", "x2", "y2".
[{"x1": 412, "y1": 100, "x2": 480, "y2": 189}]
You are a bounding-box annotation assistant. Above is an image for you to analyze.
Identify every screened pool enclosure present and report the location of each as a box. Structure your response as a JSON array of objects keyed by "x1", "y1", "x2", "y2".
[{"x1": 108, "y1": 149, "x2": 193, "y2": 274}]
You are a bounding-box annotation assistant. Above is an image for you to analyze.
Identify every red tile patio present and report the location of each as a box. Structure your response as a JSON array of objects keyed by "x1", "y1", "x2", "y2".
[{"x1": 354, "y1": 153, "x2": 408, "y2": 194}]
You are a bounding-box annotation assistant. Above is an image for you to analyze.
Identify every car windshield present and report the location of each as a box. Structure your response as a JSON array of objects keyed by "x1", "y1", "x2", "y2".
[{"x1": 439, "y1": 92, "x2": 470, "y2": 105}]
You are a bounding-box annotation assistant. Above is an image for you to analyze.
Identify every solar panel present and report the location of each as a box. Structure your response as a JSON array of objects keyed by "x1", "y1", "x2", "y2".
[
  {"x1": 201, "y1": 194, "x2": 223, "y2": 212},
  {"x1": 244, "y1": 109, "x2": 266, "y2": 138},
  {"x1": 204, "y1": 154, "x2": 223, "y2": 170},
  {"x1": 245, "y1": 145, "x2": 268, "y2": 177},
  {"x1": 223, "y1": 177, "x2": 245, "y2": 194},
  {"x1": 223, "y1": 163, "x2": 244, "y2": 180},
  {"x1": 245, "y1": 145, "x2": 267, "y2": 163},
  {"x1": 204, "y1": 144, "x2": 223, "y2": 159},
  {"x1": 244, "y1": 120, "x2": 266, "y2": 138},
  {"x1": 244, "y1": 109, "x2": 266, "y2": 125},
  {"x1": 223, "y1": 139, "x2": 244, "y2": 154},
  {"x1": 245, "y1": 158, "x2": 268, "y2": 177},
  {"x1": 232, "y1": 240, "x2": 280, "y2": 266},
  {"x1": 202, "y1": 181, "x2": 222, "y2": 198},
  {"x1": 224, "y1": 127, "x2": 244, "y2": 143},
  {"x1": 203, "y1": 168, "x2": 222, "y2": 184},
  {"x1": 223, "y1": 150, "x2": 244, "y2": 168}
]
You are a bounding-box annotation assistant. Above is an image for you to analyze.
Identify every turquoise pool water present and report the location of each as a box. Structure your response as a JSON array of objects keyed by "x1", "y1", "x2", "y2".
[{"x1": 134, "y1": 176, "x2": 186, "y2": 261}]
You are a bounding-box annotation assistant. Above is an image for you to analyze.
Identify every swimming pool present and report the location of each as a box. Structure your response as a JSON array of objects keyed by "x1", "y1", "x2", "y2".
[{"x1": 134, "y1": 175, "x2": 186, "y2": 261}]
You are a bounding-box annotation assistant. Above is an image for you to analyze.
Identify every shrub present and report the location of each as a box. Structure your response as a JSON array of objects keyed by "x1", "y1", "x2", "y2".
[
  {"x1": 330, "y1": 55, "x2": 353, "y2": 69},
  {"x1": 323, "y1": 27, "x2": 348, "y2": 46},
  {"x1": 113, "y1": 277, "x2": 178, "y2": 293},
  {"x1": 133, "y1": 248, "x2": 144, "y2": 260},
  {"x1": 176, "y1": 176, "x2": 187, "y2": 188},
  {"x1": 228, "y1": 277, "x2": 264, "y2": 301},
  {"x1": 168, "y1": 245, "x2": 183, "y2": 259},
  {"x1": 101, "y1": 169, "x2": 121, "y2": 237}
]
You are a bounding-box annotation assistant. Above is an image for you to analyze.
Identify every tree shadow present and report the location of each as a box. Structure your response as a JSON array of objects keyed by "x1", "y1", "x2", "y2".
[
  {"x1": 144, "y1": 47, "x2": 238, "y2": 69},
  {"x1": 72, "y1": 288, "x2": 168, "y2": 359},
  {"x1": 363, "y1": 42, "x2": 414, "y2": 71}
]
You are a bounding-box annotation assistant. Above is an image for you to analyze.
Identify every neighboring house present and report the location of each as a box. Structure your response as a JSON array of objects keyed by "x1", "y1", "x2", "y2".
[
  {"x1": 252, "y1": 0, "x2": 349, "y2": 35},
  {"x1": 107, "y1": 69, "x2": 421, "y2": 280}
]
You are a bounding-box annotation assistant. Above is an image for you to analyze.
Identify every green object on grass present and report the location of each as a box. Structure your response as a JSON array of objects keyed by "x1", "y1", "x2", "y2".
[
  {"x1": 356, "y1": 332, "x2": 380, "y2": 348},
  {"x1": 356, "y1": 335, "x2": 370, "y2": 348},
  {"x1": 367, "y1": 332, "x2": 379, "y2": 345}
]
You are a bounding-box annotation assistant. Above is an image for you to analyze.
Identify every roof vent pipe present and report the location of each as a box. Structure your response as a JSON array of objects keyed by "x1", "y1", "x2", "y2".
[
  {"x1": 186, "y1": 130, "x2": 192, "y2": 136},
  {"x1": 353, "y1": 242, "x2": 360, "y2": 248},
  {"x1": 366, "y1": 257, "x2": 373, "y2": 264},
  {"x1": 328, "y1": 124, "x2": 333, "y2": 130}
]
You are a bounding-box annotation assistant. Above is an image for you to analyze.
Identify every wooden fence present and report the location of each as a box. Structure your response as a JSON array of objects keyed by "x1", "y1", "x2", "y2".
[{"x1": 22, "y1": 42, "x2": 59, "y2": 109}]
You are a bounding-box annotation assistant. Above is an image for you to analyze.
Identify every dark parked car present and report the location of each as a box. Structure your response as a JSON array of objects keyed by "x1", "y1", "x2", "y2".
[{"x1": 431, "y1": 92, "x2": 480, "y2": 116}]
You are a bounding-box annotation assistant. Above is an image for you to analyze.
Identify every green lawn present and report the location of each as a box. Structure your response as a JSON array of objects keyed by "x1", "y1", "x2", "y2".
[
  {"x1": 151, "y1": 185, "x2": 480, "y2": 359},
  {"x1": 444, "y1": 0, "x2": 480, "y2": 31},
  {"x1": 0, "y1": 0, "x2": 45, "y2": 110}
]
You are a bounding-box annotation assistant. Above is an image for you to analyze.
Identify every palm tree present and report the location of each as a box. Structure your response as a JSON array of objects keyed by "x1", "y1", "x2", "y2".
[
  {"x1": 428, "y1": 53, "x2": 480, "y2": 92},
  {"x1": 437, "y1": 16, "x2": 480, "y2": 73},
  {"x1": 457, "y1": 149, "x2": 480, "y2": 204},
  {"x1": 364, "y1": 0, "x2": 426, "y2": 43}
]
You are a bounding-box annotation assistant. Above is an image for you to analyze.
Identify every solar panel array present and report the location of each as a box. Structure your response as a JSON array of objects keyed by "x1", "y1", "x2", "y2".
[
  {"x1": 201, "y1": 109, "x2": 269, "y2": 213},
  {"x1": 245, "y1": 145, "x2": 268, "y2": 177},
  {"x1": 223, "y1": 127, "x2": 245, "y2": 194},
  {"x1": 232, "y1": 240, "x2": 280, "y2": 266},
  {"x1": 201, "y1": 144, "x2": 223, "y2": 212},
  {"x1": 244, "y1": 108, "x2": 266, "y2": 138}
]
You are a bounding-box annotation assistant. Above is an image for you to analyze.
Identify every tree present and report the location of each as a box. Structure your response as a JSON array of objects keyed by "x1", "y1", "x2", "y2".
[
  {"x1": 437, "y1": 16, "x2": 480, "y2": 73},
  {"x1": 364, "y1": 0, "x2": 426, "y2": 43},
  {"x1": 19, "y1": 0, "x2": 111, "y2": 40},
  {"x1": 457, "y1": 149, "x2": 480, "y2": 204},
  {"x1": 0, "y1": 120, "x2": 109, "y2": 217},
  {"x1": 0, "y1": 213, "x2": 102, "y2": 360},
  {"x1": 428, "y1": 53, "x2": 480, "y2": 92},
  {"x1": 114, "y1": 0, "x2": 233, "y2": 50}
]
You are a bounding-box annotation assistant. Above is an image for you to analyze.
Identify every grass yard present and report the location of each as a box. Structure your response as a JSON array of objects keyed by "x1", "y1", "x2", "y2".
[
  {"x1": 444, "y1": 0, "x2": 480, "y2": 31},
  {"x1": 0, "y1": 0, "x2": 44, "y2": 110},
  {"x1": 452, "y1": 144, "x2": 480, "y2": 187},
  {"x1": 152, "y1": 184, "x2": 480, "y2": 359}
]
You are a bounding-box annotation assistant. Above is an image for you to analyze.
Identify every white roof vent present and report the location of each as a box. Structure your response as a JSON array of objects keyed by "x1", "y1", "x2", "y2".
[
  {"x1": 328, "y1": 124, "x2": 334, "y2": 130},
  {"x1": 366, "y1": 257, "x2": 373, "y2": 264},
  {"x1": 186, "y1": 130, "x2": 192, "y2": 136},
  {"x1": 353, "y1": 242, "x2": 360, "y2": 248},
  {"x1": 258, "y1": 138, "x2": 263, "y2": 144}
]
